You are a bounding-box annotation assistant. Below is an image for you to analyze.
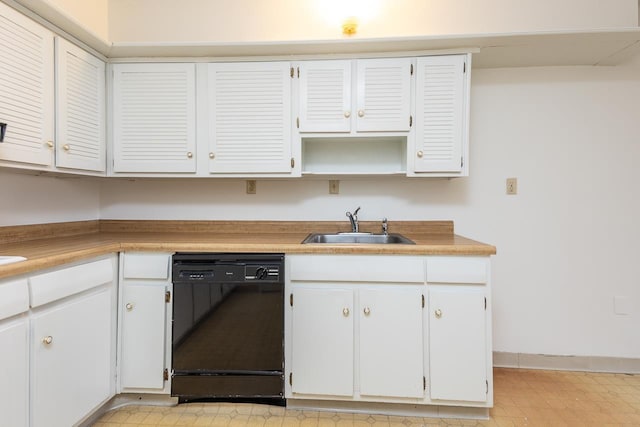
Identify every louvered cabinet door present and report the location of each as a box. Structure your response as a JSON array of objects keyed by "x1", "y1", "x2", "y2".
[
  {"x1": 0, "y1": 2, "x2": 54, "y2": 166},
  {"x1": 298, "y1": 60, "x2": 351, "y2": 132},
  {"x1": 356, "y1": 58, "x2": 412, "y2": 132},
  {"x1": 112, "y1": 63, "x2": 196, "y2": 173},
  {"x1": 414, "y1": 55, "x2": 467, "y2": 173},
  {"x1": 55, "y1": 38, "x2": 105, "y2": 172},
  {"x1": 209, "y1": 62, "x2": 292, "y2": 173}
]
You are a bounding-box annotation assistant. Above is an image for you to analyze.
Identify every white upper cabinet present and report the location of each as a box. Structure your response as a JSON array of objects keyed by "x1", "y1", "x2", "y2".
[
  {"x1": 413, "y1": 54, "x2": 469, "y2": 174},
  {"x1": 55, "y1": 38, "x2": 105, "y2": 172},
  {"x1": 208, "y1": 62, "x2": 293, "y2": 174},
  {"x1": 297, "y1": 58, "x2": 412, "y2": 134},
  {"x1": 112, "y1": 63, "x2": 196, "y2": 173},
  {"x1": 0, "y1": 2, "x2": 54, "y2": 167},
  {"x1": 355, "y1": 58, "x2": 412, "y2": 132}
]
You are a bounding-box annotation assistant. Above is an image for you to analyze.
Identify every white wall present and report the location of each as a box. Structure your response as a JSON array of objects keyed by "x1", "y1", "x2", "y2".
[
  {"x1": 108, "y1": 0, "x2": 638, "y2": 43},
  {"x1": 0, "y1": 171, "x2": 101, "y2": 226},
  {"x1": 100, "y1": 63, "x2": 640, "y2": 359}
]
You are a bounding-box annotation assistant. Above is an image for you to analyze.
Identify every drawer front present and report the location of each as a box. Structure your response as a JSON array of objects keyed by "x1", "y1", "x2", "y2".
[
  {"x1": 426, "y1": 257, "x2": 489, "y2": 284},
  {"x1": 122, "y1": 253, "x2": 171, "y2": 280},
  {"x1": 288, "y1": 255, "x2": 425, "y2": 283},
  {"x1": 29, "y1": 257, "x2": 114, "y2": 307},
  {"x1": 0, "y1": 279, "x2": 29, "y2": 320}
]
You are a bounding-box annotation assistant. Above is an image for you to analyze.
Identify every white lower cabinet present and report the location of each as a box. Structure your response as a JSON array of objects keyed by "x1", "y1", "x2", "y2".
[
  {"x1": 31, "y1": 288, "x2": 113, "y2": 427},
  {"x1": 0, "y1": 318, "x2": 29, "y2": 426},
  {"x1": 118, "y1": 252, "x2": 172, "y2": 393}
]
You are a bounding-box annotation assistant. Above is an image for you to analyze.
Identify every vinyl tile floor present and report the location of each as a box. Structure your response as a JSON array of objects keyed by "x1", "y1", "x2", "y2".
[{"x1": 93, "y1": 368, "x2": 640, "y2": 426}]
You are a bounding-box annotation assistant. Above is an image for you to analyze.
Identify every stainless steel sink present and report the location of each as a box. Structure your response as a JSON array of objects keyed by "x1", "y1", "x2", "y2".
[
  {"x1": 302, "y1": 233, "x2": 415, "y2": 245},
  {"x1": 0, "y1": 256, "x2": 27, "y2": 266}
]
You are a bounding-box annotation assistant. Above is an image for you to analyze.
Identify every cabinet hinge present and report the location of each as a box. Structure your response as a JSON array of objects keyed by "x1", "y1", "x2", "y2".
[
  {"x1": 291, "y1": 158, "x2": 295, "y2": 168},
  {"x1": 163, "y1": 369, "x2": 169, "y2": 381},
  {"x1": 486, "y1": 379, "x2": 489, "y2": 394},
  {"x1": 409, "y1": 115, "x2": 413, "y2": 127},
  {"x1": 421, "y1": 294, "x2": 425, "y2": 308},
  {"x1": 289, "y1": 293, "x2": 293, "y2": 307},
  {"x1": 461, "y1": 157, "x2": 464, "y2": 168},
  {"x1": 410, "y1": 64, "x2": 414, "y2": 75},
  {"x1": 297, "y1": 67, "x2": 300, "y2": 78},
  {"x1": 484, "y1": 297, "x2": 487, "y2": 310},
  {"x1": 296, "y1": 117, "x2": 300, "y2": 129},
  {"x1": 463, "y1": 62, "x2": 466, "y2": 73},
  {"x1": 165, "y1": 291, "x2": 171, "y2": 303},
  {"x1": 290, "y1": 67, "x2": 294, "y2": 78},
  {"x1": 423, "y1": 376, "x2": 426, "y2": 390},
  {"x1": 289, "y1": 372, "x2": 293, "y2": 385}
]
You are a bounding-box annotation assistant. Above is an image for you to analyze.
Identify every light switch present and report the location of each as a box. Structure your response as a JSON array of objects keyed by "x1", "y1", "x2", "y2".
[{"x1": 506, "y1": 178, "x2": 517, "y2": 195}]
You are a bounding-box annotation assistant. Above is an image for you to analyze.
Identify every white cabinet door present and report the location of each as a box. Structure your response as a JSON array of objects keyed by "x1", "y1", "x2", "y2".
[
  {"x1": 55, "y1": 37, "x2": 105, "y2": 172},
  {"x1": 31, "y1": 288, "x2": 113, "y2": 427},
  {"x1": 0, "y1": 2, "x2": 54, "y2": 166},
  {"x1": 112, "y1": 63, "x2": 196, "y2": 173},
  {"x1": 208, "y1": 62, "x2": 293, "y2": 173},
  {"x1": 359, "y1": 287, "x2": 424, "y2": 398},
  {"x1": 428, "y1": 286, "x2": 487, "y2": 402},
  {"x1": 291, "y1": 287, "x2": 354, "y2": 396},
  {"x1": 120, "y1": 284, "x2": 167, "y2": 390},
  {"x1": 0, "y1": 318, "x2": 29, "y2": 427},
  {"x1": 298, "y1": 60, "x2": 351, "y2": 132},
  {"x1": 356, "y1": 58, "x2": 412, "y2": 132},
  {"x1": 414, "y1": 55, "x2": 467, "y2": 173}
]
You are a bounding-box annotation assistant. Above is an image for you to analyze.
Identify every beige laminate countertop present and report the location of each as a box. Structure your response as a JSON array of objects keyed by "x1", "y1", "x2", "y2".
[{"x1": 0, "y1": 220, "x2": 496, "y2": 280}]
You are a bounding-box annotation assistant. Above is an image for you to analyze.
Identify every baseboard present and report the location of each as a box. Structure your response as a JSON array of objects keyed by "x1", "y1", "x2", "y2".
[{"x1": 493, "y1": 351, "x2": 640, "y2": 374}]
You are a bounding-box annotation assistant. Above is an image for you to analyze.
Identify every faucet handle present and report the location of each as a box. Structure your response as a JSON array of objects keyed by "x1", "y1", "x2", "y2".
[{"x1": 353, "y1": 206, "x2": 361, "y2": 216}]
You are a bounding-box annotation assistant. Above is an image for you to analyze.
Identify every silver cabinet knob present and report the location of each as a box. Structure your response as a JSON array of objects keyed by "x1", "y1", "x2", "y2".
[
  {"x1": 42, "y1": 336, "x2": 53, "y2": 345},
  {"x1": 209, "y1": 152, "x2": 215, "y2": 159},
  {"x1": 126, "y1": 303, "x2": 134, "y2": 311},
  {"x1": 63, "y1": 144, "x2": 70, "y2": 151},
  {"x1": 343, "y1": 307, "x2": 350, "y2": 317},
  {"x1": 46, "y1": 141, "x2": 54, "y2": 148},
  {"x1": 187, "y1": 152, "x2": 193, "y2": 158},
  {"x1": 358, "y1": 110, "x2": 365, "y2": 118},
  {"x1": 344, "y1": 111, "x2": 351, "y2": 118},
  {"x1": 435, "y1": 309, "x2": 442, "y2": 319},
  {"x1": 363, "y1": 307, "x2": 371, "y2": 316},
  {"x1": 417, "y1": 151, "x2": 424, "y2": 158}
]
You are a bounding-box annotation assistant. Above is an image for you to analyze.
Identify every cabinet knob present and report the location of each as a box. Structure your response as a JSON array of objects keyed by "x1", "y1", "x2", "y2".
[
  {"x1": 358, "y1": 110, "x2": 365, "y2": 118},
  {"x1": 435, "y1": 309, "x2": 442, "y2": 319},
  {"x1": 344, "y1": 111, "x2": 351, "y2": 118},
  {"x1": 363, "y1": 307, "x2": 371, "y2": 316},
  {"x1": 46, "y1": 141, "x2": 54, "y2": 149},
  {"x1": 126, "y1": 303, "x2": 134, "y2": 311},
  {"x1": 209, "y1": 152, "x2": 215, "y2": 159},
  {"x1": 342, "y1": 307, "x2": 350, "y2": 317},
  {"x1": 187, "y1": 152, "x2": 193, "y2": 158},
  {"x1": 42, "y1": 336, "x2": 53, "y2": 345},
  {"x1": 63, "y1": 144, "x2": 70, "y2": 151},
  {"x1": 417, "y1": 151, "x2": 423, "y2": 158}
]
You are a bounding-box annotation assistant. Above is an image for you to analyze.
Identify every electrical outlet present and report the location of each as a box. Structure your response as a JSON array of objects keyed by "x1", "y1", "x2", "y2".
[
  {"x1": 329, "y1": 180, "x2": 339, "y2": 194},
  {"x1": 246, "y1": 180, "x2": 256, "y2": 194},
  {"x1": 506, "y1": 178, "x2": 517, "y2": 195}
]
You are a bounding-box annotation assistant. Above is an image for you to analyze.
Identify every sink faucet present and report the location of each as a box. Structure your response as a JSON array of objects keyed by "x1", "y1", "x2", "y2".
[
  {"x1": 345, "y1": 207, "x2": 361, "y2": 233},
  {"x1": 382, "y1": 218, "x2": 388, "y2": 235}
]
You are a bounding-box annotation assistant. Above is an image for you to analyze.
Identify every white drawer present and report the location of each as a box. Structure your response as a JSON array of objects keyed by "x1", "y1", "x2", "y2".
[
  {"x1": 122, "y1": 252, "x2": 171, "y2": 280},
  {"x1": 426, "y1": 257, "x2": 489, "y2": 284},
  {"x1": 0, "y1": 279, "x2": 29, "y2": 320},
  {"x1": 29, "y1": 258, "x2": 114, "y2": 307},
  {"x1": 288, "y1": 255, "x2": 425, "y2": 283}
]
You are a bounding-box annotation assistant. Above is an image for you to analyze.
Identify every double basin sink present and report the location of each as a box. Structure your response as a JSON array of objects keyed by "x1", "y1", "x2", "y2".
[{"x1": 302, "y1": 233, "x2": 415, "y2": 245}]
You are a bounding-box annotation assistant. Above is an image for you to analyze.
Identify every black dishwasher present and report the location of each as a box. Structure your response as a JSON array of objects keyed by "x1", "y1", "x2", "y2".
[{"x1": 171, "y1": 253, "x2": 285, "y2": 404}]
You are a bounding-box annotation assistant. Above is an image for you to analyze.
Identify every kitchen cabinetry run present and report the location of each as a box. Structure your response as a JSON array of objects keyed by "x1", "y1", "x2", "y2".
[
  {"x1": 29, "y1": 255, "x2": 117, "y2": 427},
  {"x1": 287, "y1": 255, "x2": 426, "y2": 403},
  {"x1": 112, "y1": 63, "x2": 196, "y2": 173},
  {"x1": 207, "y1": 62, "x2": 294, "y2": 174},
  {"x1": 118, "y1": 252, "x2": 172, "y2": 393},
  {"x1": 55, "y1": 37, "x2": 106, "y2": 172},
  {"x1": 0, "y1": 1, "x2": 54, "y2": 167}
]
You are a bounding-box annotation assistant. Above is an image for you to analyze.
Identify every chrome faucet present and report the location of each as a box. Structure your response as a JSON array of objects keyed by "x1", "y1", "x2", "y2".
[
  {"x1": 345, "y1": 207, "x2": 361, "y2": 233},
  {"x1": 382, "y1": 218, "x2": 388, "y2": 235}
]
